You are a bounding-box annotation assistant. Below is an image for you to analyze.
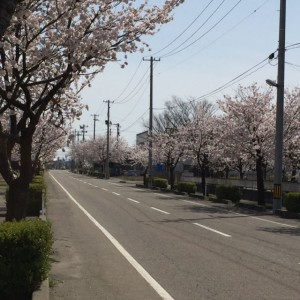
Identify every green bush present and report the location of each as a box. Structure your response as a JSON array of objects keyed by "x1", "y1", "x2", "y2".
[
  {"x1": 152, "y1": 177, "x2": 168, "y2": 189},
  {"x1": 215, "y1": 185, "x2": 242, "y2": 203},
  {"x1": 0, "y1": 219, "x2": 53, "y2": 299},
  {"x1": 177, "y1": 181, "x2": 196, "y2": 194},
  {"x1": 284, "y1": 192, "x2": 300, "y2": 213},
  {"x1": 27, "y1": 182, "x2": 45, "y2": 216}
]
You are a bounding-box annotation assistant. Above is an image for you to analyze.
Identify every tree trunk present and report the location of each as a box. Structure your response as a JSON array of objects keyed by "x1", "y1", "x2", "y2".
[
  {"x1": 170, "y1": 166, "x2": 175, "y2": 190},
  {"x1": 201, "y1": 166, "x2": 206, "y2": 196},
  {"x1": 0, "y1": 0, "x2": 21, "y2": 39},
  {"x1": 5, "y1": 134, "x2": 33, "y2": 221},
  {"x1": 143, "y1": 166, "x2": 148, "y2": 186},
  {"x1": 256, "y1": 156, "x2": 265, "y2": 206},
  {"x1": 6, "y1": 178, "x2": 28, "y2": 221}
]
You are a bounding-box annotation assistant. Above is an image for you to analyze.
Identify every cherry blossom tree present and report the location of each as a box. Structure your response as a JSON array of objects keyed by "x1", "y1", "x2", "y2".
[
  {"x1": 217, "y1": 84, "x2": 275, "y2": 205},
  {"x1": 184, "y1": 100, "x2": 217, "y2": 195},
  {"x1": 282, "y1": 87, "x2": 300, "y2": 180},
  {"x1": 0, "y1": 0, "x2": 185, "y2": 220},
  {"x1": 152, "y1": 128, "x2": 187, "y2": 189}
]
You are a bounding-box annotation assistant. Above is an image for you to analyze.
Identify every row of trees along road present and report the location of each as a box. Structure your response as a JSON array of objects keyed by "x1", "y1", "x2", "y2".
[
  {"x1": 140, "y1": 85, "x2": 300, "y2": 206},
  {"x1": 71, "y1": 84, "x2": 300, "y2": 207},
  {"x1": 0, "y1": 0, "x2": 185, "y2": 221}
]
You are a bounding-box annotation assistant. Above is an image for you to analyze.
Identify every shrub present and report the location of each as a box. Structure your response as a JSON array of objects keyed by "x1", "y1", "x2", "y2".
[
  {"x1": 152, "y1": 177, "x2": 168, "y2": 189},
  {"x1": 177, "y1": 181, "x2": 196, "y2": 194},
  {"x1": 0, "y1": 219, "x2": 53, "y2": 299},
  {"x1": 284, "y1": 192, "x2": 300, "y2": 213},
  {"x1": 215, "y1": 185, "x2": 242, "y2": 203},
  {"x1": 27, "y1": 182, "x2": 45, "y2": 216}
]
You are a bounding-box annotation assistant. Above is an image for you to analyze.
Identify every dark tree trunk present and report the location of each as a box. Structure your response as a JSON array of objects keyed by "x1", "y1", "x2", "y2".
[
  {"x1": 170, "y1": 166, "x2": 175, "y2": 190},
  {"x1": 6, "y1": 178, "x2": 28, "y2": 221},
  {"x1": 256, "y1": 156, "x2": 265, "y2": 206},
  {"x1": 5, "y1": 134, "x2": 33, "y2": 221},
  {"x1": 201, "y1": 166, "x2": 206, "y2": 196},
  {"x1": 0, "y1": 0, "x2": 22, "y2": 39},
  {"x1": 143, "y1": 166, "x2": 148, "y2": 186}
]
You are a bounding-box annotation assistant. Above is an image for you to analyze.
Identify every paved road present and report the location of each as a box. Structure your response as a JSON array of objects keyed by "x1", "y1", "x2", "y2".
[{"x1": 47, "y1": 170, "x2": 300, "y2": 300}]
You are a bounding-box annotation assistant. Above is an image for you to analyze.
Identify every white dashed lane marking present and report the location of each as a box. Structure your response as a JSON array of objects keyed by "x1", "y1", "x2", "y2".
[{"x1": 151, "y1": 207, "x2": 170, "y2": 215}]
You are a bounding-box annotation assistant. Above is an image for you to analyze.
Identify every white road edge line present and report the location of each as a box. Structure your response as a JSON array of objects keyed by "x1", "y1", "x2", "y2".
[
  {"x1": 182, "y1": 200, "x2": 209, "y2": 207},
  {"x1": 112, "y1": 192, "x2": 120, "y2": 196},
  {"x1": 193, "y1": 223, "x2": 232, "y2": 238},
  {"x1": 251, "y1": 216, "x2": 297, "y2": 228},
  {"x1": 154, "y1": 193, "x2": 171, "y2": 198},
  {"x1": 127, "y1": 198, "x2": 140, "y2": 204},
  {"x1": 49, "y1": 173, "x2": 174, "y2": 300},
  {"x1": 230, "y1": 211, "x2": 297, "y2": 228},
  {"x1": 151, "y1": 207, "x2": 170, "y2": 215}
]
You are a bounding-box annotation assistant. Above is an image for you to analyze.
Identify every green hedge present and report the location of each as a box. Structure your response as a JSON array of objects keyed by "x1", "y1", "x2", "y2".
[
  {"x1": 215, "y1": 185, "x2": 242, "y2": 203},
  {"x1": 177, "y1": 181, "x2": 196, "y2": 194},
  {"x1": 284, "y1": 192, "x2": 300, "y2": 213},
  {"x1": 27, "y1": 182, "x2": 45, "y2": 216},
  {"x1": 152, "y1": 177, "x2": 168, "y2": 189},
  {"x1": 0, "y1": 219, "x2": 53, "y2": 299}
]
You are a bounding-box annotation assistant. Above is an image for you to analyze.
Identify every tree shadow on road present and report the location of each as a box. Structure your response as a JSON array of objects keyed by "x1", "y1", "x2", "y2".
[{"x1": 257, "y1": 226, "x2": 300, "y2": 236}]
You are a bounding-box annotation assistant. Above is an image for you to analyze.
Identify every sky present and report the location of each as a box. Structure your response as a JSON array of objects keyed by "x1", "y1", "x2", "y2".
[{"x1": 70, "y1": 0, "x2": 300, "y2": 148}]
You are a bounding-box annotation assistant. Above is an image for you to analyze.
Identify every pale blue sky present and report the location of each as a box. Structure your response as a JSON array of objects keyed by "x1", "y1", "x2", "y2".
[{"x1": 73, "y1": 0, "x2": 300, "y2": 146}]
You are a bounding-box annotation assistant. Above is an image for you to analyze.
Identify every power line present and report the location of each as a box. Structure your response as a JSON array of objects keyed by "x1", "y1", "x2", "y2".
[
  {"x1": 159, "y1": 0, "x2": 270, "y2": 74},
  {"x1": 160, "y1": 0, "x2": 227, "y2": 58},
  {"x1": 114, "y1": 59, "x2": 143, "y2": 102},
  {"x1": 115, "y1": 65, "x2": 150, "y2": 104},
  {"x1": 161, "y1": 0, "x2": 243, "y2": 58},
  {"x1": 152, "y1": 0, "x2": 216, "y2": 56}
]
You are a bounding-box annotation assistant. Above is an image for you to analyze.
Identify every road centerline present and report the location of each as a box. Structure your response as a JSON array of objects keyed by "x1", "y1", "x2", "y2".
[
  {"x1": 193, "y1": 222, "x2": 232, "y2": 237},
  {"x1": 151, "y1": 207, "x2": 170, "y2": 215},
  {"x1": 127, "y1": 198, "x2": 140, "y2": 203}
]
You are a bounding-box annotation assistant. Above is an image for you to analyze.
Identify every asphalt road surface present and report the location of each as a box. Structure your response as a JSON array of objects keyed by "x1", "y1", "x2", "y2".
[{"x1": 47, "y1": 170, "x2": 300, "y2": 300}]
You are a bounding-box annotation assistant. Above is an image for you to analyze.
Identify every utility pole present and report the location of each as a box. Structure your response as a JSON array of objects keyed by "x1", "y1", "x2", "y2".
[
  {"x1": 79, "y1": 125, "x2": 88, "y2": 142},
  {"x1": 91, "y1": 114, "x2": 99, "y2": 140},
  {"x1": 273, "y1": 0, "x2": 286, "y2": 213},
  {"x1": 114, "y1": 123, "x2": 120, "y2": 140},
  {"x1": 104, "y1": 100, "x2": 113, "y2": 179},
  {"x1": 143, "y1": 56, "x2": 160, "y2": 188},
  {"x1": 75, "y1": 130, "x2": 81, "y2": 142}
]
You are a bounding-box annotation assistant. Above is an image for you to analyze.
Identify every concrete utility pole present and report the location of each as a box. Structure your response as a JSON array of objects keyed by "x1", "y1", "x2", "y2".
[
  {"x1": 114, "y1": 123, "x2": 120, "y2": 140},
  {"x1": 104, "y1": 100, "x2": 113, "y2": 179},
  {"x1": 91, "y1": 114, "x2": 99, "y2": 140},
  {"x1": 143, "y1": 56, "x2": 160, "y2": 188},
  {"x1": 80, "y1": 125, "x2": 88, "y2": 142},
  {"x1": 273, "y1": 0, "x2": 286, "y2": 213}
]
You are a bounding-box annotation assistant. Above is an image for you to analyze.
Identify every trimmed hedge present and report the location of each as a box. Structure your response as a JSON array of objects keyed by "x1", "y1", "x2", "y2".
[
  {"x1": 177, "y1": 181, "x2": 196, "y2": 194},
  {"x1": 215, "y1": 185, "x2": 242, "y2": 203},
  {"x1": 0, "y1": 219, "x2": 53, "y2": 299},
  {"x1": 284, "y1": 192, "x2": 300, "y2": 213},
  {"x1": 27, "y1": 182, "x2": 45, "y2": 216},
  {"x1": 152, "y1": 177, "x2": 168, "y2": 189}
]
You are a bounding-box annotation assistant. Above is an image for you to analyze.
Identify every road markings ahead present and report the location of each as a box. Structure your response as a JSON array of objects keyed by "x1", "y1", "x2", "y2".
[
  {"x1": 151, "y1": 207, "x2": 170, "y2": 215},
  {"x1": 102, "y1": 188, "x2": 108, "y2": 191},
  {"x1": 182, "y1": 200, "x2": 209, "y2": 207},
  {"x1": 127, "y1": 198, "x2": 140, "y2": 204},
  {"x1": 50, "y1": 173, "x2": 175, "y2": 300},
  {"x1": 112, "y1": 192, "x2": 120, "y2": 196},
  {"x1": 154, "y1": 193, "x2": 171, "y2": 198},
  {"x1": 193, "y1": 223, "x2": 232, "y2": 238}
]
